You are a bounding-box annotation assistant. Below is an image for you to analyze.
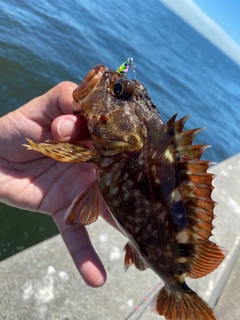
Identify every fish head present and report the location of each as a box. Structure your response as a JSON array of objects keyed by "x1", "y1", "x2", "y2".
[{"x1": 72, "y1": 64, "x2": 157, "y2": 156}]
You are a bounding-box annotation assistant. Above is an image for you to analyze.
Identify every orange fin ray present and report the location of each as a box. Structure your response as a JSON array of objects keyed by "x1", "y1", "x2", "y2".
[
  {"x1": 178, "y1": 160, "x2": 214, "y2": 173},
  {"x1": 167, "y1": 114, "x2": 191, "y2": 136},
  {"x1": 181, "y1": 171, "x2": 216, "y2": 185},
  {"x1": 176, "y1": 144, "x2": 211, "y2": 160},
  {"x1": 182, "y1": 181, "x2": 213, "y2": 198},
  {"x1": 187, "y1": 206, "x2": 216, "y2": 224},
  {"x1": 65, "y1": 180, "x2": 100, "y2": 225},
  {"x1": 151, "y1": 285, "x2": 219, "y2": 320},
  {"x1": 23, "y1": 139, "x2": 99, "y2": 163},
  {"x1": 187, "y1": 196, "x2": 216, "y2": 213},
  {"x1": 124, "y1": 242, "x2": 148, "y2": 271},
  {"x1": 172, "y1": 128, "x2": 205, "y2": 147},
  {"x1": 189, "y1": 239, "x2": 226, "y2": 279}
]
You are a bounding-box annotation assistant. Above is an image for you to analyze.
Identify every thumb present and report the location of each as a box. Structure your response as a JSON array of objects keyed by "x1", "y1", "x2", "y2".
[{"x1": 51, "y1": 115, "x2": 90, "y2": 141}]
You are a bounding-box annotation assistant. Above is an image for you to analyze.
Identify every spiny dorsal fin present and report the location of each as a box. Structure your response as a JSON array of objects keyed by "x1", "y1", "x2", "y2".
[
  {"x1": 176, "y1": 144, "x2": 211, "y2": 159},
  {"x1": 167, "y1": 115, "x2": 226, "y2": 278},
  {"x1": 168, "y1": 114, "x2": 190, "y2": 136},
  {"x1": 173, "y1": 128, "x2": 205, "y2": 147}
]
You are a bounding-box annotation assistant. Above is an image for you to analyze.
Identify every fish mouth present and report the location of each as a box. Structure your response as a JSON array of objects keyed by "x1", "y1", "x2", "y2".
[{"x1": 72, "y1": 64, "x2": 107, "y2": 114}]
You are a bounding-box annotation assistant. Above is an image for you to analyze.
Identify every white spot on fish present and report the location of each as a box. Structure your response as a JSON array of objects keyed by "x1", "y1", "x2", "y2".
[
  {"x1": 177, "y1": 257, "x2": 188, "y2": 263},
  {"x1": 159, "y1": 210, "x2": 167, "y2": 222},
  {"x1": 145, "y1": 207, "x2": 151, "y2": 214},
  {"x1": 135, "y1": 207, "x2": 142, "y2": 214},
  {"x1": 155, "y1": 202, "x2": 162, "y2": 210},
  {"x1": 165, "y1": 244, "x2": 172, "y2": 257},
  {"x1": 134, "y1": 190, "x2": 141, "y2": 198},
  {"x1": 143, "y1": 198, "x2": 150, "y2": 206},
  {"x1": 164, "y1": 148, "x2": 174, "y2": 163},
  {"x1": 112, "y1": 199, "x2": 120, "y2": 207},
  {"x1": 176, "y1": 231, "x2": 188, "y2": 244},
  {"x1": 152, "y1": 151, "x2": 157, "y2": 159},
  {"x1": 110, "y1": 186, "x2": 119, "y2": 195},
  {"x1": 134, "y1": 226, "x2": 141, "y2": 233},
  {"x1": 104, "y1": 172, "x2": 112, "y2": 186},
  {"x1": 171, "y1": 188, "x2": 182, "y2": 203},
  {"x1": 122, "y1": 184, "x2": 128, "y2": 192},
  {"x1": 124, "y1": 192, "x2": 130, "y2": 201},
  {"x1": 110, "y1": 246, "x2": 122, "y2": 261},
  {"x1": 151, "y1": 165, "x2": 157, "y2": 175},
  {"x1": 123, "y1": 173, "x2": 129, "y2": 180},
  {"x1": 127, "y1": 180, "x2": 134, "y2": 187},
  {"x1": 137, "y1": 172, "x2": 142, "y2": 182}
]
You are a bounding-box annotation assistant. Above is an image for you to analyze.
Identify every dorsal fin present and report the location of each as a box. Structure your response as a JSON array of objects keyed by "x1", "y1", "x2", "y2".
[{"x1": 167, "y1": 115, "x2": 226, "y2": 278}]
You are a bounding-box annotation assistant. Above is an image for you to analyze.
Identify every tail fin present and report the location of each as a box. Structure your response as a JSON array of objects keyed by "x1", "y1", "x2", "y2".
[{"x1": 151, "y1": 285, "x2": 219, "y2": 320}]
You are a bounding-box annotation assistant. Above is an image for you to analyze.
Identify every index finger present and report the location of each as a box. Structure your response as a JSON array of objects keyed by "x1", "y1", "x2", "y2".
[{"x1": 53, "y1": 210, "x2": 107, "y2": 288}]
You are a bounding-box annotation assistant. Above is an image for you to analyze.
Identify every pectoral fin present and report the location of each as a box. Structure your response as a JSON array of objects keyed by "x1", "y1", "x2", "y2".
[
  {"x1": 23, "y1": 139, "x2": 99, "y2": 163},
  {"x1": 124, "y1": 242, "x2": 148, "y2": 271},
  {"x1": 65, "y1": 179, "x2": 100, "y2": 225}
]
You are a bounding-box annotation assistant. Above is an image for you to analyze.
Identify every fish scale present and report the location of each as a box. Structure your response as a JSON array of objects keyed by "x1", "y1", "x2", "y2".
[{"x1": 24, "y1": 63, "x2": 225, "y2": 320}]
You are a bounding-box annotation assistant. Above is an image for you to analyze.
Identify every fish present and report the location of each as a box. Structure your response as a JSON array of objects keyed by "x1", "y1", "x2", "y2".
[{"x1": 24, "y1": 63, "x2": 225, "y2": 320}]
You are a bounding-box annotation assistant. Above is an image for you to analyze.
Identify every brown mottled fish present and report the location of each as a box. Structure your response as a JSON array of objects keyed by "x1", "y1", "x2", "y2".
[{"x1": 24, "y1": 62, "x2": 225, "y2": 319}]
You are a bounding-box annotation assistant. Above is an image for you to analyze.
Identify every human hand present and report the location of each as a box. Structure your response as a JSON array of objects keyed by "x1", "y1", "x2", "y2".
[{"x1": 0, "y1": 81, "x2": 118, "y2": 287}]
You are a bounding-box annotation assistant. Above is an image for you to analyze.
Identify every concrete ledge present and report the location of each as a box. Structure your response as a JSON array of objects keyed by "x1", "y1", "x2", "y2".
[{"x1": 0, "y1": 154, "x2": 240, "y2": 319}]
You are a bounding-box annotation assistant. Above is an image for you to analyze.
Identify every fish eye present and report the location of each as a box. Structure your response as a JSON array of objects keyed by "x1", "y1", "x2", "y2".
[
  {"x1": 112, "y1": 79, "x2": 134, "y2": 99},
  {"x1": 113, "y1": 82, "x2": 124, "y2": 96}
]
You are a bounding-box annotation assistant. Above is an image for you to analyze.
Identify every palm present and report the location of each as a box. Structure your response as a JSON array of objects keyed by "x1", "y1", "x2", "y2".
[{"x1": 2, "y1": 154, "x2": 95, "y2": 215}]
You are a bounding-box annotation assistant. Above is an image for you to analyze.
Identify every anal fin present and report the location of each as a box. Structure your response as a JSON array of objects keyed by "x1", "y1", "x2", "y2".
[
  {"x1": 124, "y1": 242, "x2": 148, "y2": 271},
  {"x1": 65, "y1": 180, "x2": 100, "y2": 225}
]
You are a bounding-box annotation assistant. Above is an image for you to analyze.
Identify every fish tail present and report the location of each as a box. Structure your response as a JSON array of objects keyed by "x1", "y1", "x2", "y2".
[{"x1": 151, "y1": 285, "x2": 219, "y2": 320}]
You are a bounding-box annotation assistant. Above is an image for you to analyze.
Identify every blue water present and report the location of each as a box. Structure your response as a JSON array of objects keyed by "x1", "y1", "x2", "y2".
[{"x1": 0, "y1": 0, "x2": 240, "y2": 259}]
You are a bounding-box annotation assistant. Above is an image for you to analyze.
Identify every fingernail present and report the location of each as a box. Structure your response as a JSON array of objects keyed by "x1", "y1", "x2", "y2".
[{"x1": 57, "y1": 118, "x2": 76, "y2": 138}]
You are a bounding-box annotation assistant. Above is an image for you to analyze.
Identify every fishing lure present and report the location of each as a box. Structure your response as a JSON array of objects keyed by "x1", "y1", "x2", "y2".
[{"x1": 116, "y1": 57, "x2": 134, "y2": 74}]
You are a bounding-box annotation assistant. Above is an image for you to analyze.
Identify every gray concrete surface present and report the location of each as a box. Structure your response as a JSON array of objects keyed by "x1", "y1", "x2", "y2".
[{"x1": 0, "y1": 153, "x2": 240, "y2": 320}]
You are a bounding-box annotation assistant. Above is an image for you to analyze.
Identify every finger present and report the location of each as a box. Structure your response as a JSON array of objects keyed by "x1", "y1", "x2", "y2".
[
  {"x1": 43, "y1": 81, "x2": 78, "y2": 120},
  {"x1": 51, "y1": 114, "x2": 90, "y2": 142},
  {"x1": 0, "y1": 81, "x2": 78, "y2": 156},
  {"x1": 53, "y1": 210, "x2": 107, "y2": 288}
]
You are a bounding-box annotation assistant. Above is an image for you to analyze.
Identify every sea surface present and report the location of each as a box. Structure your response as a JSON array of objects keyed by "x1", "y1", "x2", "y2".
[{"x1": 0, "y1": 0, "x2": 240, "y2": 260}]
